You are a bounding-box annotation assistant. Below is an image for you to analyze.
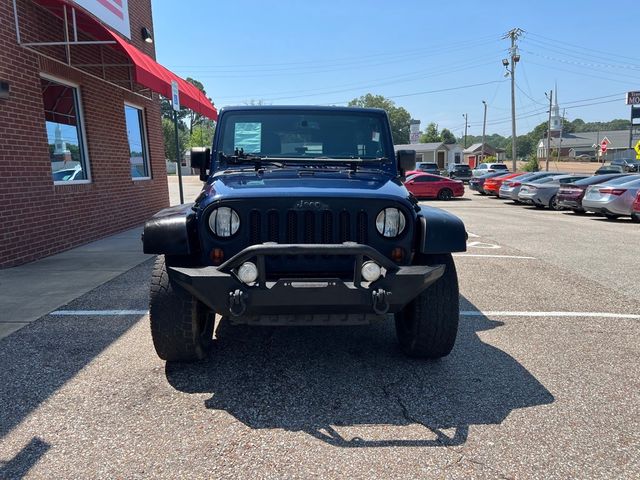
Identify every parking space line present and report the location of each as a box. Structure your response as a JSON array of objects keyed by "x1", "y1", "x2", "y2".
[
  {"x1": 50, "y1": 309, "x2": 639, "y2": 320},
  {"x1": 461, "y1": 310, "x2": 640, "y2": 320},
  {"x1": 454, "y1": 254, "x2": 537, "y2": 259},
  {"x1": 50, "y1": 310, "x2": 148, "y2": 316}
]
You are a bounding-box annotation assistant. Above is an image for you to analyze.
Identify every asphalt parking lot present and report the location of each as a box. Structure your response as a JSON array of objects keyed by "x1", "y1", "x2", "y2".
[{"x1": 1, "y1": 188, "x2": 639, "y2": 478}]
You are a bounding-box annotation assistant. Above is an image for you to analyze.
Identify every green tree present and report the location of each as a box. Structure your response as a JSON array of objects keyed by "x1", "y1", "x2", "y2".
[
  {"x1": 163, "y1": 117, "x2": 189, "y2": 162},
  {"x1": 440, "y1": 128, "x2": 456, "y2": 144},
  {"x1": 347, "y1": 93, "x2": 412, "y2": 144},
  {"x1": 420, "y1": 122, "x2": 440, "y2": 143}
]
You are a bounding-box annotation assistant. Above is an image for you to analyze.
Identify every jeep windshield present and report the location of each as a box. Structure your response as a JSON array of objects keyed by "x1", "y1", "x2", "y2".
[{"x1": 217, "y1": 111, "x2": 391, "y2": 167}]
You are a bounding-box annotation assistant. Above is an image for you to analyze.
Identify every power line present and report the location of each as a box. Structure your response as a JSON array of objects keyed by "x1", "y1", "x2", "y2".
[
  {"x1": 527, "y1": 31, "x2": 640, "y2": 64},
  {"x1": 323, "y1": 80, "x2": 506, "y2": 105}
]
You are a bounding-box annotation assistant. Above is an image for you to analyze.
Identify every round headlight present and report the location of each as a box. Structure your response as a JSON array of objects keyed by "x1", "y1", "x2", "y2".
[
  {"x1": 375, "y1": 208, "x2": 406, "y2": 237},
  {"x1": 208, "y1": 207, "x2": 240, "y2": 237}
]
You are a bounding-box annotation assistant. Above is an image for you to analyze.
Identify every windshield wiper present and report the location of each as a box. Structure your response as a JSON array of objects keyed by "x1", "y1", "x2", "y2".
[{"x1": 220, "y1": 150, "x2": 284, "y2": 170}]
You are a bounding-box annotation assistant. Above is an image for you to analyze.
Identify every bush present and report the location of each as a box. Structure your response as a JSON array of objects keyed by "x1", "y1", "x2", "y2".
[{"x1": 522, "y1": 154, "x2": 539, "y2": 172}]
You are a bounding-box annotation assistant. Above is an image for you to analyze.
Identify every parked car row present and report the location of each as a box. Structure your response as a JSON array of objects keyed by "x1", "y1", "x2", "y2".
[{"x1": 474, "y1": 170, "x2": 640, "y2": 221}]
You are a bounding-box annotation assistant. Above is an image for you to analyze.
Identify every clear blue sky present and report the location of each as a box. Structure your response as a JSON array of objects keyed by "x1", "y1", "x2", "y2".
[{"x1": 152, "y1": 0, "x2": 639, "y2": 137}]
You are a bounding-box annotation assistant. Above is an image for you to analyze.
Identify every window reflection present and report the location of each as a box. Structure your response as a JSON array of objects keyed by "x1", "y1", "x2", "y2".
[
  {"x1": 125, "y1": 105, "x2": 150, "y2": 179},
  {"x1": 41, "y1": 78, "x2": 88, "y2": 182}
]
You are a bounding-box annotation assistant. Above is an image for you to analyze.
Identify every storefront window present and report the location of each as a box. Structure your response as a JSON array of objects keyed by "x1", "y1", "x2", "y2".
[
  {"x1": 41, "y1": 77, "x2": 89, "y2": 183},
  {"x1": 124, "y1": 104, "x2": 150, "y2": 179}
]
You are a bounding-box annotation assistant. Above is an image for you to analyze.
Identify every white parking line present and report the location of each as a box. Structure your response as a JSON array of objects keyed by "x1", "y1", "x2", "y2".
[
  {"x1": 50, "y1": 309, "x2": 640, "y2": 320},
  {"x1": 467, "y1": 232, "x2": 480, "y2": 238},
  {"x1": 50, "y1": 310, "x2": 148, "y2": 316},
  {"x1": 461, "y1": 311, "x2": 640, "y2": 320},
  {"x1": 454, "y1": 254, "x2": 537, "y2": 259}
]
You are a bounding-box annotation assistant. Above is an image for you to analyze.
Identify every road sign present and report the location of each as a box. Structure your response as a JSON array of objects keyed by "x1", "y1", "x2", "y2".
[
  {"x1": 635, "y1": 140, "x2": 640, "y2": 159},
  {"x1": 626, "y1": 91, "x2": 640, "y2": 105},
  {"x1": 600, "y1": 137, "x2": 610, "y2": 153},
  {"x1": 171, "y1": 80, "x2": 180, "y2": 111}
]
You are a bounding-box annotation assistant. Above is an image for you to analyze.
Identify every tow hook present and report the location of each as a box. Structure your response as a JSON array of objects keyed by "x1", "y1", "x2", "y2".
[
  {"x1": 372, "y1": 289, "x2": 391, "y2": 315},
  {"x1": 229, "y1": 289, "x2": 247, "y2": 317}
]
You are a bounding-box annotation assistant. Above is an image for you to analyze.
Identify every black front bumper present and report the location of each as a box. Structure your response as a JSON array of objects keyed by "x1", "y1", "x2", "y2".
[{"x1": 168, "y1": 243, "x2": 445, "y2": 324}]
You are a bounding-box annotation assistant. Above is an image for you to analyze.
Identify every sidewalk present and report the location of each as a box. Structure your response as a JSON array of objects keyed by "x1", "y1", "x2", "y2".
[
  {"x1": 0, "y1": 175, "x2": 204, "y2": 340},
  {"x1": 0, "y1": 227, "x2": 152, "y2": 340}
]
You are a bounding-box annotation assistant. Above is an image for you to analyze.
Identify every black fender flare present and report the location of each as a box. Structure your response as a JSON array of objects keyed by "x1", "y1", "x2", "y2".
[
  {"x1": 416, "y1": 206, "x2": 467, "y2": 254},
  {"x1": 143, "y1": 203, "x2": 197, "y2": 255}
]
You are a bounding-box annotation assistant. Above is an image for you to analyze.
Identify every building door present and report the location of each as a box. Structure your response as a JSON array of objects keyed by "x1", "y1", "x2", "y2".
[{"x1": 437, "y1": 151, "x2": 445, "y2": 169}]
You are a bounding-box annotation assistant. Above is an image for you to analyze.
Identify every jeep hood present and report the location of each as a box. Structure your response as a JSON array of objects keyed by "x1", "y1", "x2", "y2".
[{"x1": 198, "y1": 171, "x2": 411, "y2": 206}]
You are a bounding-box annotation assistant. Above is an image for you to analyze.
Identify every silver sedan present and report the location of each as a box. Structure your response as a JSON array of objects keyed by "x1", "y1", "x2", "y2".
[
  {"x1": 499, "y1": 171, "x2": 564, "y2": 201},
  {"x1": 518, "y1": 174, "x2": 590, "y2": 209},
  {"x1": 582, "y1": 175, "x2": 640, "y2": 219}
]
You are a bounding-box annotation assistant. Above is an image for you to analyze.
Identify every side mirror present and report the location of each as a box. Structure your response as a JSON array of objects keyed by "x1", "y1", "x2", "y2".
[
  {"x1": 190, "y1": 147, "x2": 211, "y2": 182},
  {"x1": 396, "y1": 149, "x2": 416, "y2": 177}
]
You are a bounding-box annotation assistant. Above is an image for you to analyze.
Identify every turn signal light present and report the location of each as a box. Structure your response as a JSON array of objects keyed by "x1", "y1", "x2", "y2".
[
  {"x1": 391, "y1": 247, "x2": 405, "y2": 262},
  {"x1": 210, "y1": 248, "x2": 225, "y2": 265}
]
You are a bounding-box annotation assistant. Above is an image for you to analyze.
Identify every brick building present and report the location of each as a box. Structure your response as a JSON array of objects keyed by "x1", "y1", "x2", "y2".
[{"x1": 0, "y1": 0, "x2": 217, "y2": 268}]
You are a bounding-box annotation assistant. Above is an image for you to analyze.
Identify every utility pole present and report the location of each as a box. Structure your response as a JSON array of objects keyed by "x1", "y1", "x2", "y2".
[
  {"x1": 481, "y1": 101, "x2": 487, "y2": 166},
  {"x1": 557, "y1": 108, "x2": 565, "y2": 165},
  {"x1": 502, "y1": 28, "x2": 523, "y2": 171},
  {"x1": 462, "y1": 113, "x2": 468, "y2": 148},
  {"x1": 545, "y1": 89, "x2": 552, "y2": 172}
]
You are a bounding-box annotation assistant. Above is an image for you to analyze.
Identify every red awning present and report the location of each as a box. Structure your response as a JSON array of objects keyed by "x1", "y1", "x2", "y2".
[
  {"x1": 106, "y1": 30, "x2": 217, "y2": 120},
  {"x1": 31, "y1": 0, "x2": 217, "y2": 120}
]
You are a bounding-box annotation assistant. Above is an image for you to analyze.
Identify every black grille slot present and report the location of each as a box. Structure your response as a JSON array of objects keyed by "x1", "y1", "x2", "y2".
[
  {"x1": 287, "y1": 211, "x2": 298, "y2": 243},
  {"x1": 304, "y1": 211, "x2": 315, "y2": 243},
  {"x1": 267, "y1": 210, "x2": 279, "y2": 242},
  {"x1": 339, "y1": 211, "x2": 351, "y2": 242},
  {"x1": 322, "y1": 211, "x2": 333, "y2": 243},
  {"x1": 249, "y1": 210, "x2": 261, "y2": 245},
  {"x1": 357, "y1": 211, "x2": 368, "y2": 243}
]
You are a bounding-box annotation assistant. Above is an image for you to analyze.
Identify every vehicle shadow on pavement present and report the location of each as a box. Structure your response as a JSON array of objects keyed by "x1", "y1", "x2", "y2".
[{"x1": 166, "y1": 298, "x2": 554, "y2": 448}]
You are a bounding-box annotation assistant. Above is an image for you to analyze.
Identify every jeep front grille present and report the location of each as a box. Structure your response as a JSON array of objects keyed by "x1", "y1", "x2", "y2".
[{"x1": 248, "y1": 209, "x2": 368, "y2": 245}]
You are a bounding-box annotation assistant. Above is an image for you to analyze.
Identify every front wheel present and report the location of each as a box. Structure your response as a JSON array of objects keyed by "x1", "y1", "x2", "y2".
[
  {"x1": 395, "y1": 253, "x2": 459, "y2": 359},
  {"x1": 631, "y1": 213, "x2": 640, "y2": 223},
  {"x1": 549, "y1": 195, "x2": 561, "y2": 210},
  {"x1": 149, "y1": 255, "x2": 214, "y2": 362}
]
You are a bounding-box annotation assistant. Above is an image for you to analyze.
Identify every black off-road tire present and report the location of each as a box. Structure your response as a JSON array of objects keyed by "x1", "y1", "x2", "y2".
[
  {"x1": 395, "y1": 253, "x2": 459, "y2": 359},
  {"x1": 149, "y1": 255, "x2": 214, "y2": 362},
  {"x1": 437, "y1": 188, "x2": 453, "y2": 200}
]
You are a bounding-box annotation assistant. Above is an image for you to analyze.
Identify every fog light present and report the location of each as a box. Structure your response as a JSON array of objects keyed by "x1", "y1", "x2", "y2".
[
  {"x1": 237, "y1": 261, "x2": 258, "y2": 284},
  {"x1": 361, "y1": 261, "x2": 381, "y2": 282}
]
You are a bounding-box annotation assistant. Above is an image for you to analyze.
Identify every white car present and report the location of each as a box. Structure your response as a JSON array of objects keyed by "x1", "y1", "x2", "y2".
[{"x1": 472, "y1": 162, "x2": 509, "y2": 177}]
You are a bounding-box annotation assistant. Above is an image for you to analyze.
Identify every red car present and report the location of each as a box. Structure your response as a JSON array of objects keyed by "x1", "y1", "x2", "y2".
[
  {"x1": 404, "y1": 172, "x2": 464, "y2": 200},
  {"x1": 483, "y1": 172, "x2": 522, "y2": 196}
]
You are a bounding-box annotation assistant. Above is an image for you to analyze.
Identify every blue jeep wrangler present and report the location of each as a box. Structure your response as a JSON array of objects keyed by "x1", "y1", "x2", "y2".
[{"x1": 143, "y1": 106, "x2": 466, "y2": 362}]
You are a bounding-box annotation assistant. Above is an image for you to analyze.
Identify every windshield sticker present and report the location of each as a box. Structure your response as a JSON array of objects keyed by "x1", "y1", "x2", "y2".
[
  {"x1": 372, "y1": 131, "x2": 380, "y2": 142},
  {"x1": 234, "y1": 122, "x2": 262, "y2": 153}
]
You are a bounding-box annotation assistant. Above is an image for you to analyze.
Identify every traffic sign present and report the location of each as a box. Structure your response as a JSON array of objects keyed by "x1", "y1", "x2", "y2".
[
  {"x1": 627, "y1": 91, "x2": 640, "y2": 105},
  {"x1": 600, "y1": 137, "x2": 610, "y2": 153},
  {"x1": 171, "y1": 80, "x2": 180, "y2": 111},
  {"x1": 635, "y1": 140, "x2": 640, "y2": 159}
]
